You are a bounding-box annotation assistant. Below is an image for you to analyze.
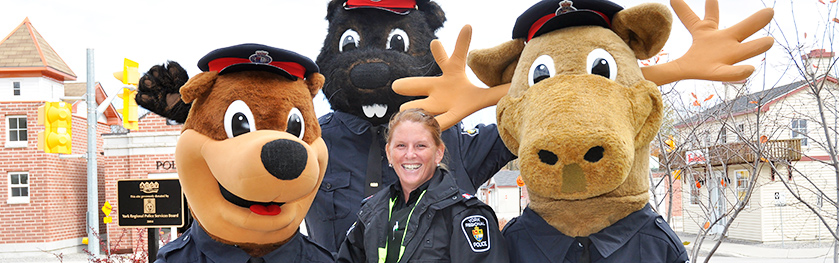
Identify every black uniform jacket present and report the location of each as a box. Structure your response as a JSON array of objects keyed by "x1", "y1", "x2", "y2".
[
  {"x1": 502, "y1": 205, "x2": 689, "y2": 263},
  {"x1": 336, "y1": 168, "x2": 510, "y2": 263},
  {"x1": 309, "y1": 111, "x2": 515, "y2": 252},
  {"x1": 155, "y1": 224, "x2": 334, "y2": 263}
]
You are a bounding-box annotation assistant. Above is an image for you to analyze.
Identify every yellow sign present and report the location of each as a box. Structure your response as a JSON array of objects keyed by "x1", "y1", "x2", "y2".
[{"x1": 102, "y1": 201, "x2": 113, "y2": 224}]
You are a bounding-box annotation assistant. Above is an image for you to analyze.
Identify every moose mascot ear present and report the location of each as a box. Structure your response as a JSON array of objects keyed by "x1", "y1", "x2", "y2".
[{"x1": 611, "y1": 3, "x2": 672, "y2": 60}]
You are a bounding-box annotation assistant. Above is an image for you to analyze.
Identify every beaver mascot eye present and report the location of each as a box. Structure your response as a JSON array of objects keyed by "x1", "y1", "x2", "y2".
[
  {"x1": 224, "y1": 100, "x2": 257, "y2": 138},
  {"x1": 586, "y1": 48, "x2": 617, "y2": 81},
  {"x1": 386, "y1": 28, "x2": 410, "y2": 52},
  {"x1": 286, "y1": 107, "x2": 305, "y2": 140},
  {"x1": 528, "y1": 54, "x2": 556, "y2": 86},
  {"x1": 340, "y1": 29, "x2": 360, "y2": 53}
]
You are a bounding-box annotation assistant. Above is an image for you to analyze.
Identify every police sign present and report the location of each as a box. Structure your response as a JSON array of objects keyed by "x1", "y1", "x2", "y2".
[{"x1": 117, "y1": 178, "x2": 184, "y2": 228}]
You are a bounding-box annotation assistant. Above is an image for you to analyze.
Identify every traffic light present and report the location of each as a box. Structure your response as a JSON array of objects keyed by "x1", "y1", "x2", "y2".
[
  {"x1": 113, "y1": 58, "x2": 139, "y2": 85},
  {"x1": 37, "y1": 102, "x2": 73, "y2": 154},
  {"x1": 119, "y1": 88, "x2": 139, "y2": 131},
  {"x1": 114, "y1": 58, "x2": 140, "y2": 130}
]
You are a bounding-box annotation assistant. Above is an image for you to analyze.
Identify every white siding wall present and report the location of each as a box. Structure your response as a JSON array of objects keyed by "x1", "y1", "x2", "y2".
[{"x1": 0, "y1": 77, "x2": 64, "y2": 102}]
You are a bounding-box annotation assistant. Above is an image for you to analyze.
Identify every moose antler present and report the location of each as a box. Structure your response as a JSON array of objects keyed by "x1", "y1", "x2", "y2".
[
  {"x1": 392, "y1": 25, "x2": 510, "y2": 130},
  {"x1": 641, "y1": 0, "x2": 775, "y2": 85}
]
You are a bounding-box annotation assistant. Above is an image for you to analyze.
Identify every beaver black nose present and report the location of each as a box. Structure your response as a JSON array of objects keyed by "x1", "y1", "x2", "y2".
[
  {"x1": 538, "y1": 150, "x2": 558, "y2": 165},
  {"x1": 261, "y1": 139, "x2": 308, "y2": 180},
  {"x1": 584, "y1": 146, "x2": 604, "y2": 163},
  {"x1": 350, "y1": 62, "x2": 391, "y2": 88}
]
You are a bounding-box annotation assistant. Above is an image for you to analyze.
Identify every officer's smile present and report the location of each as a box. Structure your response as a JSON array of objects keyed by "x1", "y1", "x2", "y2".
[{"x1": 219, "y1": 183, "x2": 286, "y2": 216}]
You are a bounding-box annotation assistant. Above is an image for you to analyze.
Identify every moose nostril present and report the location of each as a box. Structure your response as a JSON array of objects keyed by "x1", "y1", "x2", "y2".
[
  {"x1": 584, "y1": 146, "x2": 605, "y2": 163},
  {"x1": 538, "y1": 150, "x2": 558, "y2": 165},
  {"x1": 261, "y1": 139, "x2": 308, "y2": 180}
]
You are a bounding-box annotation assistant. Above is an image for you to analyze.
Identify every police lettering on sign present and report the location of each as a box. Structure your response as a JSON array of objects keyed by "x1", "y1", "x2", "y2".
[{"x1": 461, "y1": 215, "x2": 491, "y2": 252}]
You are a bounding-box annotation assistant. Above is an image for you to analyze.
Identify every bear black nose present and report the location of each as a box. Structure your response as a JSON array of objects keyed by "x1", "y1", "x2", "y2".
[
  {"x1": 350, "y1": 62, "x2": 391, "y2": 89},
  {"x1": 538, "y1": 150, "x2": 558, "y2": 165},
  {"x1": 584, "y1": 146, "x2": 604, "y2": 163},
  {"x1": 261, "y1": 139, "x2": 308, "y2": 180}
]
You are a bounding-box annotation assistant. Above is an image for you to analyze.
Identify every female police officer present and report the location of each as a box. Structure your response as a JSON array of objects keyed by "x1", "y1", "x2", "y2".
[{"x1": 336, "y1": 108, "x2": 508, "y2": 263}]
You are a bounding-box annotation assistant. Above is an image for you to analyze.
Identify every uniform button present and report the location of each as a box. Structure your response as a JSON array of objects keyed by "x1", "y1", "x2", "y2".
[
  {"x1": 326, "y1": 183, "x2": 332, "y2": 189},
  {"x1": 656, "y1": 218, "x2": 664, "y2": 224},
  {"x1": 427, "y1": 214, "x2": 432, "y2": 218},
  {"x1": 577, "y1": 242, "x2": 583, "y2": 248},
  {"x1": 450, "y1": 187, "x2": 455, "y2": 190},
  {"x1": 426, "y1": 239, "x2": 431, "y2": 244},
  {"x1": 184, "y1": 235, "x2": 190, "y2": 242},
  {"x1": 452, "y1": 196, "x2": 457, "y2": 200}
]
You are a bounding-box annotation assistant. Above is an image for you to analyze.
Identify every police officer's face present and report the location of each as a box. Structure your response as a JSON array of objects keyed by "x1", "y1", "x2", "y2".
[{"x1": 386, "y1": 121, "x2": 445, "y2": 192}]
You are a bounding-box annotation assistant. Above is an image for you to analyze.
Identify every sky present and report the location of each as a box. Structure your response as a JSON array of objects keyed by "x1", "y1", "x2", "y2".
[{"x1": 1, "y1": 0, "x2": 832, "y2": 127}]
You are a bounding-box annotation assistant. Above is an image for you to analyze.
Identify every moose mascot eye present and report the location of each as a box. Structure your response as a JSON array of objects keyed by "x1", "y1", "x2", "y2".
[
  {"x1": 340, "y1": 29, "x2": 360, "y2": 52},
  {"x1": 528, "y1": 54, "x2": 556, "y2": 86},
  {"x1": 586, "y1": 48, "x2": 617, "y2": 81},
  {"x1": 286, "y1": 107, "x2": 305, "y2": 139},
  {"x1": 224, "y1": 100, "x2": 256, "y2": 138},
  {"x1": 386, "y1": 28, "x2": 410, "y2": 52}
]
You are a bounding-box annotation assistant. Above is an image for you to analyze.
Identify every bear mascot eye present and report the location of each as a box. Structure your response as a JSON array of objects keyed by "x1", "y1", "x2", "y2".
[
  {"x1": 340, "y1": 29, "x2": 360, "y2": 53},
  {"x1": 586, "y1": 48, "x2": 617, "y2": 81},
  {"x1": 224, "y1": 100, "x2": 257, "y2": 138},
  {"x1": 528, "y1": 54, "x2": 556, "y2": 86},
  {"x1": 286, "y1": 107, "x2": 305, "y2": 140},
  {"x1": 386, "y1": 28, "x2": 410, "y2": 52}
]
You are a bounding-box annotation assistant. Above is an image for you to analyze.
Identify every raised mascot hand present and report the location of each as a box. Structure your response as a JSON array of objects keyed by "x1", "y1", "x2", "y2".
[
  {"x1": 135, "y1": 61, "x2": 191, "y2": 123},
  {"x1": 642, "y1": 0, "x2": 774, "y2": 86},
  {"x1": 392, "y1": 25, "x2": 510, "y2": 130}
]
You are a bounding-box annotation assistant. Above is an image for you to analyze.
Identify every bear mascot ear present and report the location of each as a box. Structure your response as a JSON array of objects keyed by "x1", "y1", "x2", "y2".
[
  {"x1": 179, "y1": 72, "x2": 218, "y2": 104},
  {"x1": 135, "y1": 61, "x2": 191, "y2": 123},
  {"x1": 304, "y1": 72, "x2": 326, "y2": 99}
]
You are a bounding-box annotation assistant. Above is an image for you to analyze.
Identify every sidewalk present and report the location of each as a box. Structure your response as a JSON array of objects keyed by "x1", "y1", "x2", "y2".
[{"x1": 677, "y1": 231, "x2": 834, "y2": 259}]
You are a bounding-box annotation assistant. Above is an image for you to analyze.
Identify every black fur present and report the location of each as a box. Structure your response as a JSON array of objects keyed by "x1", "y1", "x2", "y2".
[
  {"x1": 135, "y1": 61, "x2": 191, "y2": 123},
  {"x1": 317, "y1": 0, "x2": 446, "y2": 125}
]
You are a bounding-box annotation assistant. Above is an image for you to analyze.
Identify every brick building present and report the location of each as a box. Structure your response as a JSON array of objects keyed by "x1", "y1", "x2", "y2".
[{"x1": 1, "y1": 18, "x2": 183, "y2": 258}]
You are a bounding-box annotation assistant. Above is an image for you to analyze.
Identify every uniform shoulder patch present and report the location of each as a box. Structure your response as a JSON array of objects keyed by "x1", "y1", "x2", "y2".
[
  {"x1": 461, "y1": 215, "x2": 491, "y2": 252},
  {"x1": 461, "y1": 128, "x2": 479, "y2": 137},
  {"x1": 462, "y1": 193, "x2": 474, "y2": 199}
]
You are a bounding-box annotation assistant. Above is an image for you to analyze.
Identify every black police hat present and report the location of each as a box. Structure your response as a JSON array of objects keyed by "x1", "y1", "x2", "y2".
[
  {"x1": 197, "y1": 43, "x2": 319, "y2": 80},
  {"x1": 343, "y1": 0, "x2": 422, "y2": 15},
  {"x1": 512, "y1": 0, "x2": 624, "y2": 42}
]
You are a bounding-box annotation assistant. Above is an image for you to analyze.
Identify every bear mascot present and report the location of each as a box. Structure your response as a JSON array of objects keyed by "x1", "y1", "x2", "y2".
[{"x1": 136, "y1": 43, "x2": 334, "y2": 262}]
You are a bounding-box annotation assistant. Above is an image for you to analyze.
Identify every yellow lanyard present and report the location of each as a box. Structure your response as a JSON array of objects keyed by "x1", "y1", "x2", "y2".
[{"x1": 378, "y1": 190, "x2": 427, "y2": 263}]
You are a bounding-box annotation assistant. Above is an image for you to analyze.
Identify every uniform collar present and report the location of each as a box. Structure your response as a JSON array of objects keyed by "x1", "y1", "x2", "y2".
[
  {"x1": 192, "y1": 224, "x2": 307, "y2": 263},
  {"x1": 588, "y1": 204, "x2": 657, "y2": 258},
  {"x1": 521, "y1": 207, "x2": 574, "y2": 261},
  {"x1": 334, "y1": 111, "x2": 384, "y2": 135}
]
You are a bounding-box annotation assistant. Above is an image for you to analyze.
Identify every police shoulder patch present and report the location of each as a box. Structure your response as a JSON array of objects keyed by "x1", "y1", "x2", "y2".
[
  {"x1": 461, "y1": 215, "x2": 491, "y2": 252},
  {"x1": 461, "y1": 128, "x2": 479, "y2": 136}
]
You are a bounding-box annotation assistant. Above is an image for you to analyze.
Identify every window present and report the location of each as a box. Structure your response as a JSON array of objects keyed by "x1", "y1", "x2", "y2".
[
  {"x1": 690, "y1": 173, "x2": 701, "y2": 205},
  {"x1": 13, "y1": 82, "x2": 20, "y2": 96},
  {"x1": 719, "y1": 128, "x2": 727, "y2": 144},
  {"x1": 791, "y1": 119, "x2": 807, "y2": 146},
  {"x1": 735, "y1": 170, "x2": 749, "y2": 207},
  {"x1": 735, "y1": 123, "x2": 745, "y2": 141},
  {"x1": 8, "y1": 172, "x2": 29, "y2": 204},
  {"x1": 6, "y1": 116, "x2": 28, "y2": 147}
]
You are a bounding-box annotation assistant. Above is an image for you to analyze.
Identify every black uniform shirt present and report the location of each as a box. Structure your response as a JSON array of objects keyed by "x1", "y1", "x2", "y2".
[
  {"x1": 155, "y1": 224, "x2": 334, "y2": 263},
  {"x1": 502, "y1": 204, "x2": 689, "y2": 263},
  {"x1": 384, "y1": 179, "x2": 431, "y2": 263}
]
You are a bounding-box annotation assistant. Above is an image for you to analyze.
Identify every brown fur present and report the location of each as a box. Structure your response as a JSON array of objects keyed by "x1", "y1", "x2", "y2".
[
  {"x1": 175, "y1": 70, "x2": 328, "y2": 257},
  {"x1": 471, "y1": 4, "x2": 670, "y2": 236}
]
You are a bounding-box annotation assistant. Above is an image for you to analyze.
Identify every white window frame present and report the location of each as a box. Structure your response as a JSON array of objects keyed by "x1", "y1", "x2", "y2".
[
  {"x1": 791, "y1": 119, "x2": 808, "y2": 146},
  {"x1": 719, "y1": 127, "x2": 727, "y2": 144},
  {"x1": 5, "y1": 115, "x2": 28, "y2": 148},
  {"x1": 13, "y1": 81, "x2": 21, "y2": 96},
  {"x1": 734, "y1": 123, "x2": 745, "y2": 142},
  {"x1": 8, "y1": 172, "x2": 30, "y2": 204},
  {"x1": 734, "y1": 169, "x2": 750, "y2": 208}
]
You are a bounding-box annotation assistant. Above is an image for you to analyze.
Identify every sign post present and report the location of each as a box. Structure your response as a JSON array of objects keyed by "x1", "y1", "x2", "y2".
[{"x1": 117, "y1": 179, "x2": 184, "y2": 262}]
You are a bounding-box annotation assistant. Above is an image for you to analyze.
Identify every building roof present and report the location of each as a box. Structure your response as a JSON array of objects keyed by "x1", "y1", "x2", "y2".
[
  {"x1": 0, "y1": 18, "x2": 76, "y2": 81},
  {"x1": 493, "y1": 170, "x2": 521, "y2": 187},
  {"x1": 64, "y1": 82, "x2": 86, "y2": 97},
  {"x1": 676, "y1": 76, "x2": 831, "y2": 127}
]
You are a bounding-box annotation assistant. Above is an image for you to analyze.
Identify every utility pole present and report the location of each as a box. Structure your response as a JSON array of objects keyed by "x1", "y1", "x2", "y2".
[{"x1": 86, "y1": 48, "x2": 100, "y2": 258}]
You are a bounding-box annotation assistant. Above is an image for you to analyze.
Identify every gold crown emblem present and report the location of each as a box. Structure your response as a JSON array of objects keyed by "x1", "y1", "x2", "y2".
[{"x1": 139, "y1": 182, "x2": 160, "y2": 194}]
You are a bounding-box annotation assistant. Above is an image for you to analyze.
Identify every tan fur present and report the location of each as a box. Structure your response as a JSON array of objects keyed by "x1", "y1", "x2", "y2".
[
  {"x1": 175, "y1": 70, "x2": 328, "y2": 256},
  {"x1": 480, "y1": 4, "x2": 669, "y2": 237}
]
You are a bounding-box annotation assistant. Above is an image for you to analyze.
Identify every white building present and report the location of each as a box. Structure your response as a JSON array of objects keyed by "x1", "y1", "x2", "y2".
[{"x1": 671, "y1": 49, "x2": 838, "y2": 242}]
